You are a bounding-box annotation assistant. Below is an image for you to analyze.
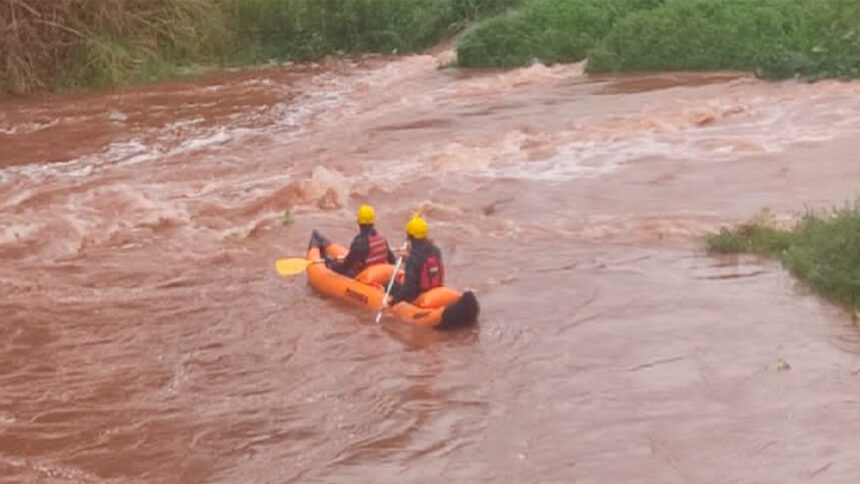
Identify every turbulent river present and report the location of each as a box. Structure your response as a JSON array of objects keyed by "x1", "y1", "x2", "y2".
[{"x1": 3, "y1": 49, "x2": 860, "y2": 483}]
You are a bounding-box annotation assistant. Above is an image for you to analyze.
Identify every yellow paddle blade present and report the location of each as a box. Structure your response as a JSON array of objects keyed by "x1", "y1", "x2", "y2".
[{"x1": 275, "y1": 258, "x2": 313, "y2": 276}]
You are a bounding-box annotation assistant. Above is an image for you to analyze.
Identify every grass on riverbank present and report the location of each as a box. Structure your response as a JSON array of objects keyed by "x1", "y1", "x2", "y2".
[
  {"x1": 0, "y1": 0, "x2": 223, "y2": 93},
  {"x1": 707, "y1": 204, "x2": 860, "y2": 310},
  {"x1": 0, "y1": 0, "x2": 517, "y2": 96},
  {"x1": 456, "y1": 0, "x2": 860, "y2": 81},
  {"x1": 221, "y1": 0, "x2": 518, "y2": 64},
  {"x1": 588, "y1": 0, "x2": 860, "y2": 80},
  {"x1": 456, "y1": 0, "x2": 661, "y2": 68}
]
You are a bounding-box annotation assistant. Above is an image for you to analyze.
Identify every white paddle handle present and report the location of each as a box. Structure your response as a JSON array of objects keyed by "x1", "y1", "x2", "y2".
[{"x1": 376, "y1": 255, "x2": 404, "y2": 323}]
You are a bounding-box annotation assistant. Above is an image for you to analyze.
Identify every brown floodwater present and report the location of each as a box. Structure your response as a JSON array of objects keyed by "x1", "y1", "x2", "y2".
[{"x1": 3, "y1": 50, "x2": 860, "y2": 483}]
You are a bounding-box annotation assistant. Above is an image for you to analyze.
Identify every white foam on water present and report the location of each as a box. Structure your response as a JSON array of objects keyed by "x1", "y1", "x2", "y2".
[
  {"x1": 0, "y1": 118, "x2": 60, "y2": 135},
  {"x1": 0, "y1": 221, "x2": 42, "y2": 248}
]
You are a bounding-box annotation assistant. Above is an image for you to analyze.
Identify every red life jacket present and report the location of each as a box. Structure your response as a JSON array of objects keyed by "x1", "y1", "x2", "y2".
[
  {"x1": 365, "y1": 233, "x2": 390, "y2": 266},
  {"x1": 419, "y1": 254, "x2": 444, "y2": 291}
]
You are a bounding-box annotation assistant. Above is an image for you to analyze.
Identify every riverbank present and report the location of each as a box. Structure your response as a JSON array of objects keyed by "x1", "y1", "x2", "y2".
[
  {"x1": 6, "y1": 0, "x2": 859, "y2": 97},
  {"x1": 707, "y1": 204, "x2": 860, "y2": 312},
  {"x1": 0, "y1": 0, "x2": 516, "y2": 96},
  {"x1": 457, "y1": 0, "x2": 860, "y2": 81}
]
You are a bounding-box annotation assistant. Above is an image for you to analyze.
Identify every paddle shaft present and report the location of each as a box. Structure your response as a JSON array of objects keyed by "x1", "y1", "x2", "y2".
[{"x1": 376, "y1": 254, "x2": 403, "y2": 323}]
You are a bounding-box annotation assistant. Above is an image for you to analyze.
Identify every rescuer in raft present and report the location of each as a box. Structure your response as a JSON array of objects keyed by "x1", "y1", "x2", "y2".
[
  {"x1": 387, "y1": 216, "x2": 445, "y2": 305},
  {"x1": 311, "y1": 204, "x2": 396, "y2": 278}
]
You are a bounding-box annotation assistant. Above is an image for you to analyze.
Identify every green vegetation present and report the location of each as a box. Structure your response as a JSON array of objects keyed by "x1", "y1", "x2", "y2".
[
  {"x1": 1, "y1": 0, "x2": 223, "y2": 93},
  {"x1": 707, "y1": 204, "x2": 860, "y2": 310},
  {"x1": 456, "y1": 0, "x2": 860, "y2": 81},
  {"x1": 7, "y1": 0, "x2": 860, "y2": 95},
  {"x1": 0, "y1": 0, "x2": 516, "y2": 95},
  {"x1": 222, "y1": 0, "x2": 518, "y2": 64},
  {"x1": 457, "y1": 0, "x2": 661, "y2": 68},
  {"x1": 588, "y1": 0, "x2": 860, "y2": 80}
]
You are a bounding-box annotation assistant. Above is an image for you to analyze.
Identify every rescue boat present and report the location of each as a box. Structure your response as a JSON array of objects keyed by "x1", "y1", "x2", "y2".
[{"x1": 305, "y1": 232, "x2": 479, "y2": 328}]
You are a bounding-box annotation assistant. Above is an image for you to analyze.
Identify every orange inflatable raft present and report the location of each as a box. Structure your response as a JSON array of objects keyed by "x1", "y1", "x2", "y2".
[{"x1": 306, "y1": 233, "x2": 479, "y2": 328}]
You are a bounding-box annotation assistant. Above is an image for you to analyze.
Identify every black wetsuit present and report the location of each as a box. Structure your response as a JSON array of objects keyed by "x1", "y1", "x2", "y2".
[
  {"x1": 390, "y1": 238, "x2": 443, "y2": 304},
  {"x1": 326, "y1": 225, "x2": 395, "y2": 278}
]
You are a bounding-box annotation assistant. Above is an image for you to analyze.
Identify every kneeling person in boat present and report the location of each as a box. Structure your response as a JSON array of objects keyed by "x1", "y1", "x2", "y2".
[
  {"x1": 388, "y1": 216, "x2": 444, "y2": 305},
  {"x1": 324, "y1": 204, "x2": 396, "y2": 278}
]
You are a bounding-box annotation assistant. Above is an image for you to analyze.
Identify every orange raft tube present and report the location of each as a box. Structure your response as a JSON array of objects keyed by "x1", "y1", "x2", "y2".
[{"x1": 305, "y1": 233, "x2": 479, "y2": 328}]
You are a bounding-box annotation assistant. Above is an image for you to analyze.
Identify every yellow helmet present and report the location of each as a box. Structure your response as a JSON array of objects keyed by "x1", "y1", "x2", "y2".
[
  {"x1": 406, "y1": 216, "x2": 428, "y2": 239},
  {"x1": 356, "y1": 204, "x2": 375, "y2": 225}
]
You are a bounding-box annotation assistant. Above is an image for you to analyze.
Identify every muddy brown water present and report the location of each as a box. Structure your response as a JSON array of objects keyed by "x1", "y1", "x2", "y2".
[{"x1": 3, "y1": 50, "x2": 860, "y2": 483}]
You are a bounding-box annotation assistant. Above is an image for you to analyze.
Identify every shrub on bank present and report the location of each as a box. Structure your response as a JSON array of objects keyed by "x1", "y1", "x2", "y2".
[
  {"x1": 457, "y1": 0, "x2": 860, "y2": 81},
  {"x1": 456, "y1": 0, "x2": 662, "y2": 68},
  {"x1": 587, "y1": 0, "x2": 803, "y2": 72},
  {"x1": 223, "y1": 0, "x2": 457, "y2": 62},
  {"x1": 588, "y1": 0, "x2": 860, "y2": 79},
  {"x1": 707, "y1": 203, "x2": 860, "y2": 310}
]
